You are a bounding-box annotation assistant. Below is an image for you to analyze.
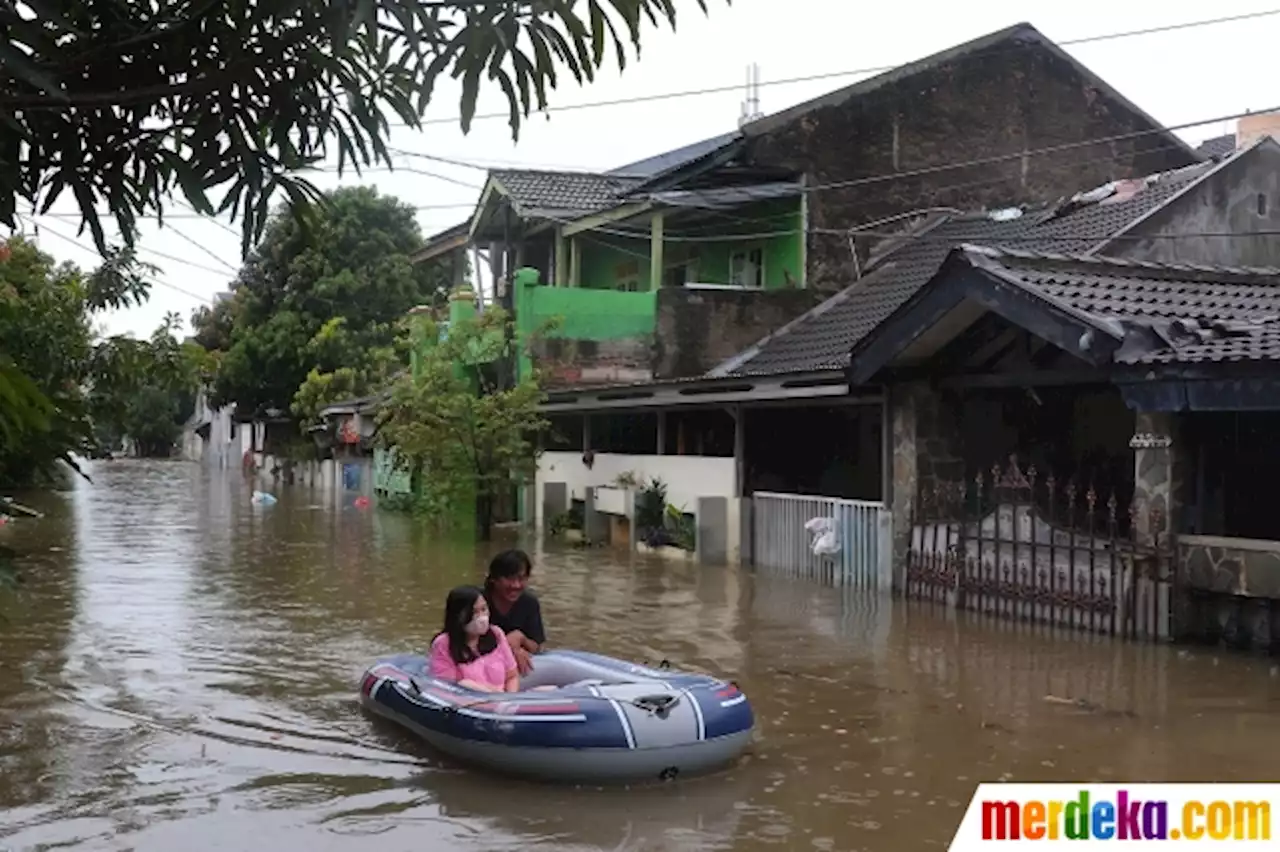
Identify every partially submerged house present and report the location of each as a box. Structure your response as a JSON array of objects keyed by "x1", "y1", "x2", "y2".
[
  {"x1": 412, "y1": 21, "x2": 1206, "y2": 560},
  {"x1": 541, "y1": 135, "x2": 1280, "y2": 569},
  {"x1": 860, "y1": 240, "x2": 1280, "y2": 648}
]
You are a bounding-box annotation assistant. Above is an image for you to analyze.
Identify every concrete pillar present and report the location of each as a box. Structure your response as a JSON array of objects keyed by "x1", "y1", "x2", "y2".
[
  {"x1": 554, "y1": 229, "x2": 568, "y2": 286},
  {"x1": 732, "y1": 405, "x2": 745, "y2": 497},
  {"x1": 1131, "y1": 411, "x2": 1180, "y2": 549},
  {"x1": 649, "y1": 212, "x2": 665, "y2": 292},
  {"x1": 888, "y1": 384, "x2": 918, "y2": 589},
  {"x1": 584, "y1": 487, "x2": 607, "y2": 544},
  {"x1": 522, "y1": 482, "x2": 538, "y2": 528},
  {"x1": 739, "y1": 497, "x2": 754, "y2": 566},
  {"x1": 569, "y1": 238, "x2": 581, "y2": 287},
  {"x1": 543, "y1": 482, "x2": 568, "y2": 528},
  {"x1": 697, "y1": 496, "x2": 729, "y2": 565},
  {"x1": 1131, "y1": 411, "x2": 1188, "y2": 640}
]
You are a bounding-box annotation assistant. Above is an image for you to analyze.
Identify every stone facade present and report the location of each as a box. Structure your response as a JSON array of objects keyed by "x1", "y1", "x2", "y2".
[
  {"x1": 888, "y1": 382, "x2": 964, "y2": 578},
  {"x1": 744, "y1": 35, "x2": 1197, "y2": 293},
  {"x1": 1177, "y1": 537, "x2": 1280, "y2": 652},
  {"x1": 1131, "y1": 411, "x2": 1181, "y2": 549},
  {"x1": 1181, "y1": 539, "x2": 1280, "y2": 598}
]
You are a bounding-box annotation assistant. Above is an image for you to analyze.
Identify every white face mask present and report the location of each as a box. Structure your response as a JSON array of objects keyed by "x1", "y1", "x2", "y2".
[{"x1": 465, "y1": 614, "x2": 490, "y2": 636}]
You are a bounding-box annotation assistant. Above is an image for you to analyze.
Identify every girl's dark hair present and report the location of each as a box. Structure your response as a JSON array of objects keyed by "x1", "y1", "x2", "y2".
[
  {"x1": 438, "y1": 585, "x2": 496, "y2": 665},
  {"x1": 484, "y1": 549, "x2": 533, "y2": 593}
]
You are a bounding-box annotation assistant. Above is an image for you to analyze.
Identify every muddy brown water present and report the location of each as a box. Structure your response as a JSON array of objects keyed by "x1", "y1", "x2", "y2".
[{"x1": 1, "y1": 460, "x2": 1277, "y2": 851}]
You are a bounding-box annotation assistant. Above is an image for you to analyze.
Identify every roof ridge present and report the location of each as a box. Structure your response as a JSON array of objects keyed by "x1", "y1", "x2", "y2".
[
  {"x1": 961, "y1": 243, "x2": 1280, "y2": 281},
  {"x1": 491, "y1": 167, "x2": 643, "y2": 180}
]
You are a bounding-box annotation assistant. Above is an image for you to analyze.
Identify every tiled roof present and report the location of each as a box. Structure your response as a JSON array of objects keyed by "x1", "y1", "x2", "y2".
[
  {"x1": 966, "y1": 246, "x2": 1280, "y2": 364},
  {"x1": 491, "y1": 170, "x2": 645, "y2": 217},
  {"x1": 720, "y1": 160, "x2": 1219, "y2": 377},
  {"x1": 1197, "y1": 134, "x2": 1237, "y2": 159}
]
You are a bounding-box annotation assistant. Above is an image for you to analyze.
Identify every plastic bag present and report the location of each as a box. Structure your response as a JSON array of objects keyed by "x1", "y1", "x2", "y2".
[
  {"x1": 812, "y1": 530, "x2": 840, "y2": 556},
  {"x1": 806, "y1": 516, "x2": 840, "y2": 556},
  {"x1": 805, "y1": 516, "x2": 834, "y2": 535}
]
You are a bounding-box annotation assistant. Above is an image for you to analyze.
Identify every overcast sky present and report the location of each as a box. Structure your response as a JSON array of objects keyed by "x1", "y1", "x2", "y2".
[{"x1": 19, "y1": 0, "x2": 1279, "y2": 339}]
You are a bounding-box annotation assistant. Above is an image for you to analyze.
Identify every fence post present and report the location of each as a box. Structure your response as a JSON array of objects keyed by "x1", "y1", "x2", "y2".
[
  {"x1": 543, "y1": 482, "x2": 567, "y2": 530},
  {"x1": 696, "y1": 496, "x2": 728, "y2": 566},
  {"x1": 879, "y1": 508, "x2": 895, "y2": 591}
]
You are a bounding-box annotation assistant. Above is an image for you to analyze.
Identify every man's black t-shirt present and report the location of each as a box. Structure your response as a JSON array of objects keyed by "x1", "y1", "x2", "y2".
[{"x1": 487, "y1": 590, "x2": 546, "y2": 645}]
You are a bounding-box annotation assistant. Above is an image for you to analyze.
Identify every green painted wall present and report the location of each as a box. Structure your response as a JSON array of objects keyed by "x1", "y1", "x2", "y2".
[
  {"x1": 578, "y1": 198, "x2": 804, "y2": 291},
  {"x1": 514, "y1": 267, "x2": 656, "y2": 381}
]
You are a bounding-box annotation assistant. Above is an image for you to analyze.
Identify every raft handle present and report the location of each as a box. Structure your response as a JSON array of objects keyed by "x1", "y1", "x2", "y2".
[{"x1": 633, "y1": 693, "x2": 681, "y2": 719}]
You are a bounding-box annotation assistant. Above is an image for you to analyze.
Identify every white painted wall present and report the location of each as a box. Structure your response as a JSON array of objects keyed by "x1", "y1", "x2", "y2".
[
  {"x1": 180, "y1": 392, "x2": 245, "y2": 468},
  {"x1": 536, "y1": 451, "x2": 742, "y2": 563}
]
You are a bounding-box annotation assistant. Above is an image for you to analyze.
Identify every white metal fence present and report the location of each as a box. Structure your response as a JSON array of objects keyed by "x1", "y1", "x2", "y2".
[{"x1": 751, "y1": 491, "x2": 893, "y2": 589}]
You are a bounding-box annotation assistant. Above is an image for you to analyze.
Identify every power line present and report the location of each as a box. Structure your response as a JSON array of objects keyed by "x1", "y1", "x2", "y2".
[
  {"x1": 24, "y1": 207, "x2": 233, "y2": 277},
  {"x1": 387, "y1": 8, "x2": 1280, "y2": 128},
  {"x1": 28, "y1": 202, "x2": 479, "y2": 226},
  {"x1": 166, "y1": 221, "x2": 239, "y2": 273},
  {"x1": 801, "y1": 107, "x2": 1277, "y2": 196},
  {"x1": 546, "y1": 105, "x2": 1276, "y2": 246},
  {"x1": 35, "y1": 221, "x2": 216, "y2": 304},
  {"x1": 307, "y1": 162, "x2": 483, "y2": 188}
]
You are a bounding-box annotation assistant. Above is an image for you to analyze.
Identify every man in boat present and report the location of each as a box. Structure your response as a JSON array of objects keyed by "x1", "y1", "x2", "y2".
[{"x1": 483, "y1": 549, "x2": 545, "y2": 676}]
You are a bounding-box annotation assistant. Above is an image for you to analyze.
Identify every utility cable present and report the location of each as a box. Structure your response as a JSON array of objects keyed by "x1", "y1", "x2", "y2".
[
  {"x1": 513, "y1": 105, "x2": 1274, "y2": 244},
  {"x1": 35, "y1": 220, "x2": 216, "y2": 304},
  {"x1": 386, "y1": 8, "x2": 1280, "y2": 128}
]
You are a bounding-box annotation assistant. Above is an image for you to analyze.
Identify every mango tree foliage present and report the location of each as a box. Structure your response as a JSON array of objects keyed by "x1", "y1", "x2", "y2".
[
  {"x1": 0, "y1": 236, "x2": 151, "y2": 485},
  {"x1": 1, "y1": 0, "x2": 721, "y2": 256},
  {"x1": 89, "y1": 312, "x2": 208, "y2": 458},
  {"x1": 377, "y1": 307, "x2": 548, "y2": 538},
  {"x1": 197, "y1": 186, "x2": 440, "y2": 422}
]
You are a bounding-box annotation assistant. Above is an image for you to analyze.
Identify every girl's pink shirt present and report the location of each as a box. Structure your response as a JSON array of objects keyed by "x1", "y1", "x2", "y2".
[{"x1": 428, "y1": 627, "x2": 517, "y2": 691}]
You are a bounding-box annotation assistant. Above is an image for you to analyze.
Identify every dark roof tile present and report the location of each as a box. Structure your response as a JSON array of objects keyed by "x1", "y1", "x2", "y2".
[
  {"x1": 968, "y1": 246, "x2": 1280, "y2": 364},
  {"x1": 1197, "y1": 134, "x2": 1237, "y2": 159},
  {"x1": 492, "y1": 170, "x2": 644, "y2": 217}
]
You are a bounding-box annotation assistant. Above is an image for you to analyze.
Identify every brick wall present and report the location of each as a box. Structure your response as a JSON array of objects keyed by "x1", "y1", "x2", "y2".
[
  {"x1": 745, "y1": 37, "x2": 1199, "y2": 293},
  {"x1": 653, "y1": 287, "x2": 822, "y2": 379}
]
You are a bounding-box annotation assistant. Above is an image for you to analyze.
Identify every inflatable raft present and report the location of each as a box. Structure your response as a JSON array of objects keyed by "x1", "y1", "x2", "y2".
[{"x1": 359, "y1": 649, "x2": 754, "y2": 784}]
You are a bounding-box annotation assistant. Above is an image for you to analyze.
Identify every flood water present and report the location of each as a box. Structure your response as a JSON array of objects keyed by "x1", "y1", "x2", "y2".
[{"x1": 2, "y1": 460, "x2": 1278, "y2": 851}]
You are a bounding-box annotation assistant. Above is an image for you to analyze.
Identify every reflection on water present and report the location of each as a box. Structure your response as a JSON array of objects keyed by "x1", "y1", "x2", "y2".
[{"x1": 1, "y1": 461, "x2": 1277, "y2": 850}]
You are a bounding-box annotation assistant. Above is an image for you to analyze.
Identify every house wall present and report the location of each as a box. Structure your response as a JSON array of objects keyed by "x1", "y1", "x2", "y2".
[
  {"x1": 515, "y1": 276, "x2": 657, "y2": 388},
  {"x1": 744, "y1": 40, "x2": 1199, "y2": 292},
  {"x1": 577, "y1": 199, "x2": 804, "y2": 290},
  {"x1": 653, "y1": 287, "x2": 821, "y2": 379},
  {"x1": 536, "y1": 450, "x2": 742, "y2": 562},
  {"x1": 181, "y1": 392, "x2": 243, "y2": 469},
  {"x1": 1117, "y1": 143, "x2": 1280, "y2": 268}
]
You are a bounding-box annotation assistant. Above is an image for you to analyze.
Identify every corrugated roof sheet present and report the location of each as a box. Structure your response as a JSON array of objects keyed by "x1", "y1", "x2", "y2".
[
  {"x1": 609, "y1": 132, "x2": 742, "y2": 178},
  {"x1": 722, "y1": 160, "x2": 1219, "y2": 376}
]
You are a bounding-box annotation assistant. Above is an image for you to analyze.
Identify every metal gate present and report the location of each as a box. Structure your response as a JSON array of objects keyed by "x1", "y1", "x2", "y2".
[
  {"x1": 904, "y1": 456, "x2": 1174, "y2": 640},
  {"x1": 751, "y1": 491, "x2": 893, "y2": 589}
]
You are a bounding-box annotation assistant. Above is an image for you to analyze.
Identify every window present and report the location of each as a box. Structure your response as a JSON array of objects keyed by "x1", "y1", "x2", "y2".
[
  {"x1": 729, "y1": 247, "x2": 764, "y2": 288},
  {"x1": 614, "y1": 259, "x2": 641, "y2": 291},
  {"x1": 664, "y1": 259, "x2": 699, "y2": 288}
]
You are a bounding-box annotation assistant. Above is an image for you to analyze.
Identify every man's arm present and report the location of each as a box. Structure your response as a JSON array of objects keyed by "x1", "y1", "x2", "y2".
[
  {"x1": 525, "y1": 595, "x2": 547, "y2": 647},
  {"x1": 505, "y1": 629, "x2": 536, "y2": 675}
]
